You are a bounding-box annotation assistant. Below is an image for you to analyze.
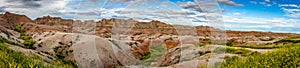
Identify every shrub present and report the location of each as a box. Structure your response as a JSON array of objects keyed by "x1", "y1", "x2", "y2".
[
  {"x1": 0, "y1": 37, "x2": 5, "y2": 43},
  {"x1": 196, "y1": 44, "x2": 206, "y2": 47},
  {"x1": 199, "y1": 38, "x2": 212, "y2": 44},
  {"x1": 14, "y1": 25, "x2": 22, "y2": 32},
  {"x1": 226, "y1": 39, "x2": 235, "y2": 46},
  {"x1": 19, "y1": 32, "x2": 36, "y2": 49}
]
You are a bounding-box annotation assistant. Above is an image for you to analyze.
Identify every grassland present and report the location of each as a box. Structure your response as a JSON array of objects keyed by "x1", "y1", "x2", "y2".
[
  {"x1": 222, "y1": 43, "x2": 300, "y2": 68},
  {"x1": 137, "y1": 44, "x2": 166, "y2": 66},
  {"x1": 0, "y1": 36, "x2": 76, "y2": 68}
]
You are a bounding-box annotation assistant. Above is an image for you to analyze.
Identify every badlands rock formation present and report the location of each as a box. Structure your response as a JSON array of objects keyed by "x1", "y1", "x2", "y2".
[{"x1": 0, "y1": 12, "x2": 300, "y2": 68}]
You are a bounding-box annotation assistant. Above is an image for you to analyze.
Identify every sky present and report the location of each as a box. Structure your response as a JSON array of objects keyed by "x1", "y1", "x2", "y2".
[{"x1": 0, "y1": 0, "x2": 299, "y2": 33}]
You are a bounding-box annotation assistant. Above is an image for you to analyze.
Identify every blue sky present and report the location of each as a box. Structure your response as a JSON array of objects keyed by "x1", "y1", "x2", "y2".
[
  {"x1": 223, "y1": 0, "x2": 299, "y2": 18},
  {"x1": 219, "y1": 0, "x2": 300, "y2": 33},
  {"x1": 0, "y1": 0, "x2": 299, "y2": 33}
]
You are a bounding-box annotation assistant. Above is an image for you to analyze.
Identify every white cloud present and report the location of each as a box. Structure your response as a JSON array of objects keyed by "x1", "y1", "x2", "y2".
[
  {"x1": 223, "y1": 15, "x2": 300, "y2": 33},
  {"x1": 177, "y1": 2, "x2": 203, "y2": 12},
  {"x1": 279, "y1": 4, "x2": 300, "y2": 18},
  {"x1": 217, "y1": 0, "x2": 243, "y2": 6},
  {"x1": 1, "y1": 0, "x2": 299, "y2": 33},
  {"x1": 260, "y1": 2, "x2": 266, "y2": 5},
  {"x1": 279, "y1": 4, "x2": 299, "y2": 8},
  {"x1": 0, "y1": 0, "x2": 70, "y2": 19},
  {"x1": 249, "y1": 1, "x2": 257, "y2": 4},
  {"x1": 232, "y1": 12, "x2": 241, "y2": 16}
]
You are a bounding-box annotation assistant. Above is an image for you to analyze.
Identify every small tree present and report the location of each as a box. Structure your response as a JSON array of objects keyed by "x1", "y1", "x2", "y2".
[
  {"x1": 14, "y1": 25, "x2": 22, "y2": 32},
  {"x1": 226, "y1": 39, "x2": 235, "y2": 46}
]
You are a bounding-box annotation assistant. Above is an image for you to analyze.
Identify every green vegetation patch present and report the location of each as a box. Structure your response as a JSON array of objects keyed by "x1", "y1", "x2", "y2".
[
  {"x1": 214, "y1": 46, "x2": 253, "y2": 56},
  {"x1": 273, "y1": 36, "x2": 300, "y2": 44},
  {"x1": 137, "y1": 45, "x2": 166, "y2": 66},
  {"x1": 14, "y1": 25, "x2": 36, "y2": 49},
  {"x1": 14, "y1": 25, "x2": 22, "y2": 32},
  {"x1": 196, "y1": 43, "x2": 206, "y2": 47},
  {"x1": 222, "y1": 43, "x2": 300, "y2": 68},
  {"x1": 234, "y1": 43, "x2": 299, "y2": 49},
  {"x1": 226, "y1": 39, "x2": 235, "y2": 46},
  {"x1": 275, "y1": 39, "x2": 300, "y2": 43},
  {"x1": 283, "y1": 36, "x2": 300, "y2": 40},
  {"x1": 234, "y1": 45, "x2": 280, "y2": 49},
  {"x1": 19, "y1": 33, "x2": 36, "y2": 49},
  {"x1": 0, "y1": 42, "x2": 76, "y2": 68},
  {"x1": 0, "y1": 36, "x2": 17, "y2": 45}
]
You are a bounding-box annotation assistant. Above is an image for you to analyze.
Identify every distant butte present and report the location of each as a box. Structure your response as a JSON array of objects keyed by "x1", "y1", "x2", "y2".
[{"x1": 0, "y1": 12, "x2": 299, "y2": 38}]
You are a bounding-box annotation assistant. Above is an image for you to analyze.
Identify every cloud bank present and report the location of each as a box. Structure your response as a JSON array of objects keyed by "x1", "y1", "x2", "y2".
[{"x1": 0, "y1": 0, "x2": 299, "y2": 33}]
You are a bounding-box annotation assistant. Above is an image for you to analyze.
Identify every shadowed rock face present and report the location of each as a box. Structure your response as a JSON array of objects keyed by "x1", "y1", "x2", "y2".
[{"x1": 2, "y1": 12, "x2": 33, "y2": 25}]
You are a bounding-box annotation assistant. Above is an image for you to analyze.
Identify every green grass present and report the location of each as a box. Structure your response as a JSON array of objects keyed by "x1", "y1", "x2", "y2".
[
  {"x1": 229, "y1": 36, "x2": 300, "y2": 49},
  {"x1": 233, "y1": 42, "x2": 299, "y2": 49},
  {"x1": 0, "y1": 43, "x2": 44, "y2": 68},
  {"x1": 0, "y1": 35, "x2": 77, "y2": 68},
  {"x1": 214, "y1": 46, "x2": 253, "y2": 56},
  {"x1": 0, "y1": 42, "x2": 76, "y2": 68},
  {"x1": 283, "y1": 36, "x2": 300, "y2": 40},
  {"x1": 140, "y1": 52, "x2": 151, "y2": 60},
  {"x1": 0, "y1": 33, "x2": 35, "y2": 49},
  {"x1": 0, "y1": 36, "x2": 18, "y2": 46},
  {"x1": 222, "y1": 43, "x2": 300, "y2": 68},
  {"x1": 233, "y1": 45, "x2": 280, "y2": 49},
  {"x1": 137, "y1": 45, "x2": 166, "y2": 66},
  {"x1": 272, "y1": 36, "x2": 300, "y2": 44},
  {"x1": 275, "y1": 39, "x2": 300, "y2": 43}
]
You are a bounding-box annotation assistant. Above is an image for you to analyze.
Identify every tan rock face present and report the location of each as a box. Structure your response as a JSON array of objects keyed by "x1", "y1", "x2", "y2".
[
  {"x1": 32, "y1": 32, "x2": 133, "y2": 68},
  {"x1": 34, "y1": 15, "x2": 73, "y2": 26}
]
